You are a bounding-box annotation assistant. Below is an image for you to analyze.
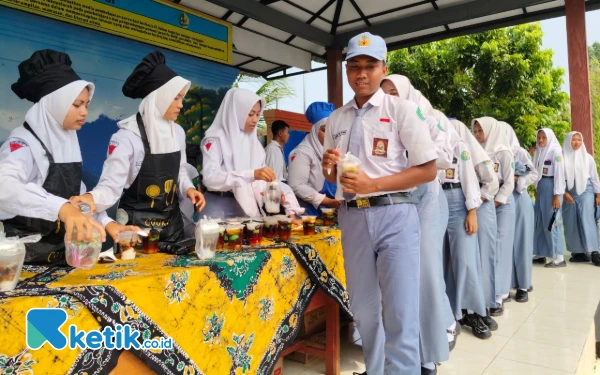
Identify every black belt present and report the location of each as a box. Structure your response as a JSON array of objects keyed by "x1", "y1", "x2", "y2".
[
  {"x1": 442, "y1": 182, "x2": 461, "y2": 190},
  {"x1": 203, "y1": 189, "x2": 235, "y2": 198},
  {"x1": 346, "y1": 192, "x2": 418, "y2": 209},
  {"x1": 541, "y1": 176, "x2": 553, "y2": 179}
]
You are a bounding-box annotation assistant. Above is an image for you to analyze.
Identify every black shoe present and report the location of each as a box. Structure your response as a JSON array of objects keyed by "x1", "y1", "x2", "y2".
[
  {"x1": 353, "y1": 372, "x2": 366, "y2": 375},
  {"x1": 528, "y1": 286, "x2": 534, "y2": 292},
  {"x1": 569, "y1": 253, "x2": 590, "y2": 263},
  {"x1": 448, "y1": 325, "x2": 459, "y2": 352},
  {"x1": 515, "y1": 289, "x2": 528, "y2": 303},
  {"x1": 481, "y1": 315, "x2": 498, "y2": 331},
  {"x1": 533, "y1": 257, "x2": 546, "y2": 264},
  {"x1": 489, "y1": 303, "x2": 504, "y2": 316},
  {"x1": 421, "y1": 365, "x2": 437, "y2": 375},
  {"x1": 461, "y1": 313, "x2": 492, "y2": 339},
  {"x1": 592, "y1": 252, "x2": 600, "y2": 267},
  {"x1": 545, "y1": 261, "x2": 567, "y2": 268}
]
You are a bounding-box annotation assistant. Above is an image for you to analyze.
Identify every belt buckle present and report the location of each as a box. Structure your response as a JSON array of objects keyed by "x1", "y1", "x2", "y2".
[{"x1": 356, "y1": 198, "x2": 371, "y2": 209}]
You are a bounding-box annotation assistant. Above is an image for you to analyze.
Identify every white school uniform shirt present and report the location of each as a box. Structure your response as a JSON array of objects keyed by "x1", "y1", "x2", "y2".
[
  {"x1": 491, "y1": 150, "x2": 515, "y2": 204},
  {"x1": 0, "y1": 136, "x2": 113, "y2": 227},
  {"x1": 540, "y1": 148, "x2": 566, "y2": 195},
  {"x1": 442, "y1": 142, "x2": 481, "y2": 210},
  {"x1": 474, "y1": 162, "x2": 499, "y2": 201},
  {"x1": 287, "y1": 147, "x2": 326, "y2": 208},
  {"x1": 324, "y1": 88, "x2": 438, "y2": 200},
  {"x1": 514, "y1": 147, "x2": 538, "y2": 194},
  {"x1": 89, "y1": 125, "x2": 195, "y2": 213},
  {"x1": 201, "y1": 138, "x2": 303, "y2": 216},
  {"x1": 586, "y1": 154, "x2": 600, "y2": 194},
  {"x1": 265, "y1": 140, "x2": 287, "y2": 181}
]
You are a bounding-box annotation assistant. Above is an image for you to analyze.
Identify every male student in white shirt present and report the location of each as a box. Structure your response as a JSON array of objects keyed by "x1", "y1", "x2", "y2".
[
  {"x1": 322, "y1": 32, "x2": 438, "y2": 375},
  {"x1": 265, "y1": 120, "x2": 289, "y2": 181}
]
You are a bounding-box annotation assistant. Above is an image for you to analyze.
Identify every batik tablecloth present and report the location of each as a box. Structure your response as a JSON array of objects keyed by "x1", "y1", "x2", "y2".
[{"x1": 0, "y1": 229, "x2": 349, "y2": 375}]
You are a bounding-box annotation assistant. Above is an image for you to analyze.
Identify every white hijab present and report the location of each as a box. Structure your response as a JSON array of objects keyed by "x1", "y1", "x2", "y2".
[
  {"x1": 501, "y1": 121, "x2": 521, "y2": 155},
  {"x1": 118, "y1": 76, "x2": 191, "y2": 154},
  {"x1": 472, "y1": 117, "x2": 513, "y2": 157},
  {"x1": 449, "y1": 119, "x2": 491, "y2": 167},
  {"x1": 9, "y1": 80, "x2": 95, "y2": 180},
  {"x1": 295, "y1": 117, "x2": 325, "y2": 161},
  {"x1": 563, "y1": 131, "x2": 590, "y2": 195},
  {"x1": 533, "y1": 128, "x2": 562, "y2": 187},
  {"x1": 382, "y1": 74, "x2": 435, "y2": 117},
  {"x1": 204, "y1": 88, "x2": 267, "y2": 217},
  {"x1": 433, "y1": 109, "x2": 462, "y2": 150}
]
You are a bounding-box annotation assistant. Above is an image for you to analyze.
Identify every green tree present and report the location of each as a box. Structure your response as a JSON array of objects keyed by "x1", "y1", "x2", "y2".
[
  {"x1": 387, "y1": 23, "x2": 570, "y2": 149},
  {"x1": 589, "y1": 42, "x2": 600, "y2": 62}
]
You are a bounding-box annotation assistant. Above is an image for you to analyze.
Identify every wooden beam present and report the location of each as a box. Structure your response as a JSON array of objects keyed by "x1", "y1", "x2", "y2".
[
  {"x1": 327, "y1": 48, "x2": 344, "y2": 109},
  {"x1": 566, "y1": 0, "x2": 594, "y2": 153}
]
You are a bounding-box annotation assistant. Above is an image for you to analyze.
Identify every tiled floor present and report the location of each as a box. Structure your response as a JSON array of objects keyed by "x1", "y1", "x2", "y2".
[{"x1": 284, "y1": 259, "x2": 600, "y2": 375}]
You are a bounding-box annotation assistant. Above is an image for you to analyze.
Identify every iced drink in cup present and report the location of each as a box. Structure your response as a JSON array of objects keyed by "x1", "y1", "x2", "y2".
[
  {"x1": 278, "y1": 217, "x2": 293, "y2": 241},
  {"x1": 217, "y1": 224, "x2": 226, "y2": 250},
  {"x1": 339, "y1": 152, "x2": 361, "y2": 179},
  {"x1": 302, "y1": 216, "x2": 317, "y2": 235},
  {"x1": 195, "y1": 220, "x2": 220, "y2": 259},
  {"x1": 118, "y1": 231, "x2": 139, "y2": 260},
  {"x1": 226, "y1": 224, "x2": 244, "y2": 251},
  {"x1": 264, "y1": 182, "x2": 281, "y2": 214},
  {"x1": 263, "y1": 217, "x2": 280, "y2": 239},
  {"x1": 142, "y1": 228, "x2": 161, "y2": 254},
  {"x1": 246, "y1": 221, "x2": 264, "y2": 246},
  {"x1": 321, "y1": 208, "x2": 336, "y2": 226}
]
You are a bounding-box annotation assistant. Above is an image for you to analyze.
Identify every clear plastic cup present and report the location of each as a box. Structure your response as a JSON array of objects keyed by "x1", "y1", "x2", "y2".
[
  {"x1": 0, "y1": 242, "x2": 26, "y2": 292},
  {"x1": 264, "y1": 182, "x2": 281, "y2": 214},
  {"x1": 225, "y1": 224, "x2": 245, "y2": 251},
  {"x1": 320, "y1": 208, "x2": 336, "y2": 226},
  {"x1": 278, "y1": 218, "x2": 293, "y2": 240},
  {"x1": 195, "y1": 221, "x2": 220, "y2": 259},
  {"x1": 245, "y1": 221, "x2": 264, "y2": 246},
  {"x1": 142, "y1": 228, "x2": 161, "y2": 254},
  {"x1": 118, "y1": 231, "x2": 139, "y2": 260},
  {"x1": 302, "y1": 215, "x2": 317, "y2": 235},
  {"x1": 263, "y1": 217, "x2": 280, "y2": 239}
]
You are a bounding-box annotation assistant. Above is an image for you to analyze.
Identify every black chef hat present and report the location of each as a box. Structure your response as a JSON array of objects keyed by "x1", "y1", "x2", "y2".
[
  {"x1": 122, "y1": 51, "x2": 178, "y2": 99},
  {"x1": 11, "y1": 49, "x2": 82, "y2": 103}
]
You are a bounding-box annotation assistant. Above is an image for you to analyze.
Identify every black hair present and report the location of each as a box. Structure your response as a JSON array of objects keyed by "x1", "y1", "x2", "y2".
[{"x1": 271, "y1": 120, "x2": 290, "y2": 138}]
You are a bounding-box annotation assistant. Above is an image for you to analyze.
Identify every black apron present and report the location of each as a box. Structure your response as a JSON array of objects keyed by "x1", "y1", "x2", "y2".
[
  {"x1": 3, "y1": 122, "x2": 82, "y2": 265},
  {"x1": 118, "y1": 113, "x2": 184, "y2": 244}
]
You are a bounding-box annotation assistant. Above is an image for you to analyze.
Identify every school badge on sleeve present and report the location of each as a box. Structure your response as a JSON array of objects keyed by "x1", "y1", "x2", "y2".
[
  {"x1": 108, "y1": 141, "x2": 119, "y2": 155},
  {"x1": 9, "y1": 140, "x2": 27, "y2": 152},
  {"x1": 555, "y1": 155, "x2": 562, "y2": 162},
  {"x1": 460, "y1": 151, "x2": 470, "y2": 161},
  {"x1": 372, "y1": 138, "x2": 388, "y2": 157},
  {"x1": 203, "y1": 138, "x2": 215, "y2": 151}
]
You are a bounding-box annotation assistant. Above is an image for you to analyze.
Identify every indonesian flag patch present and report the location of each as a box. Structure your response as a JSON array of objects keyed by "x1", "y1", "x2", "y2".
[
  {"x1": 9, "y1": 140, "x2": 27, "y2": 152},
  {"x1": 108, "y1": 141, "x2": 119, "y2": 155},
  {"x1": 291, "y1": 154, "x2": 296, "y2": 162},
  {"x1": 204, "y1": 138, "x2": 215, "y2": 151}
]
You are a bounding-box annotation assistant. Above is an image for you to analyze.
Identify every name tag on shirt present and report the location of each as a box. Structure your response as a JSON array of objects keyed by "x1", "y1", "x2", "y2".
[
  {"x1": 445, "y1": 168, "x2": 456, "y2": 180},
  {"x1": 494, "y1": 163, "x2": 500, "y2": 173}
]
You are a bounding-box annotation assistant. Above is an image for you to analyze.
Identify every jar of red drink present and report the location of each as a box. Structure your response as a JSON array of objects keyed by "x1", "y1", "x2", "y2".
[
  {"x1": 302, "y1": 215, "x2": 317, "y2": 235},
  {"x1": 263, "y1": 217, "x2": 280, "y2": 239},
  {"x1": 278, "y1": 217, "x2": 293, "y2": 241},
  {"x1": 217, "y1": 223, "x2": 226, "y2": 250},
  {"x1": 225, "y1": 224, "x2": 244, "y2": 251},
  {"x1": 320, "y1": 208, "x2": 336, "y2": 226},
  {"x1": 142, "y1": 227, "x2": 161, "y2": 254},
  {"x1": 245, "y1": 221, "x2": 264, "y2": 246}
]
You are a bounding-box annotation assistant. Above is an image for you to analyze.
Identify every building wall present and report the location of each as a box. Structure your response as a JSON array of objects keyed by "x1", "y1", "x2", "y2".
[{"x1": 0, "y1": 6, "x2": 238, "y2": 188}]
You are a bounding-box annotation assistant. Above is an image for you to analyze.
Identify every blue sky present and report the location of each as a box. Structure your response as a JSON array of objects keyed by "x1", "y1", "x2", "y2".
[{"x1": 251, "y1": 10, "x2": 600, "y2": 114}]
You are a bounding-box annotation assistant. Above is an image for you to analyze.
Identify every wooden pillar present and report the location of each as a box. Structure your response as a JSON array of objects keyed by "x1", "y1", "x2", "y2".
[
  {"x1": 326, "y1": 47, "x2": 343, "y2": 109},
  {"x1": 566, "y1": 0, "x2": 594, "y2": 153}
]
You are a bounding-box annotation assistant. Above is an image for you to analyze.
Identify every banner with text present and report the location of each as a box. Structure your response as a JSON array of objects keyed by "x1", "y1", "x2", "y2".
[{"x1": 0, "y1": 0, "x2": 232, "y2": 64}]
